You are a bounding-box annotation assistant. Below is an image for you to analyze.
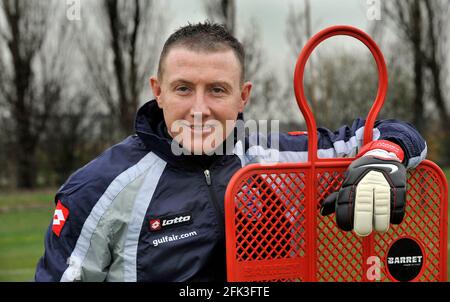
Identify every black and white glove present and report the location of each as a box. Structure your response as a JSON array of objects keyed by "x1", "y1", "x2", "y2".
[{"x1": 320, "y1": 140, "x2": 407, "y2": 237}]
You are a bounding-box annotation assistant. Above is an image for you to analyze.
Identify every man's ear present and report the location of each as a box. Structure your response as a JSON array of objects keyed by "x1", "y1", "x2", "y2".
[
  {"x1": 239, "y1": 81, "x2": 253, "y2": 113},
  {"x1": 150, "y1": 76, "x2": 163, "y2": 108}
]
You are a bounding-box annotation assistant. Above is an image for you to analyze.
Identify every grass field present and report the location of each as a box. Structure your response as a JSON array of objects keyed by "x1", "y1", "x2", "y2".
[
  {"x1": 1, "y1": 168, "x2": 450, "y2": 282},
  {"x1": 0, "y1": 189, "x2": 54, "y2": 282}
]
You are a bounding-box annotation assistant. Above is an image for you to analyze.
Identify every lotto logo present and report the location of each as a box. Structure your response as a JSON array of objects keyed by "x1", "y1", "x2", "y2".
[
  {"x1": 149, "y1": 213, "x2": 192, "y2": 232},
  {"x1": 150, "y1": 219, "x2": 161, "y2": 231},
  {"x1": 52, "y1": 200, "x2": 69, "y2": 237},
  {"x1": 162, "y1": 215, "x2": 191, "y2": 226}
]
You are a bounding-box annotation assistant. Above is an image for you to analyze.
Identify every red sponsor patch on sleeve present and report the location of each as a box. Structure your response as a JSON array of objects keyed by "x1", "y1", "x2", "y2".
[
  {"x1": 288, "y1": 131, "x2": 307, "y2": 136},
  {"x1": 52, "y1": 200, "x2": 69, "y2": 237},
  {"x1": 357, "y1": 140, "x2": 404, "y2": 162}
]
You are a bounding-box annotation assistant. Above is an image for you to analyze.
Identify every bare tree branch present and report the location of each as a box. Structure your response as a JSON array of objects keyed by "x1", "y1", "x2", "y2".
[
  {"x1": 204, "y1": 0, "x2": 235, "y2": 34},
  {"x1": 78, "y1": 0, "x2": 166, "y2": 137},
  {"x1": 423, "y1": 0, "x2": 449, "y2": 125},
  {"x1": 382, "y1": 0, "x2": 450, "y2": 163},
  {"x1": 0, "y1": 0, "x2": 72, "y2": 188}
]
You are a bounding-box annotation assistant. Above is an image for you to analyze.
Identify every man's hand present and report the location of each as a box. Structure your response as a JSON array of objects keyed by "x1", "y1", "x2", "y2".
[{"x1": 320, "y1": 140, "x2": 407, "y2": 237}]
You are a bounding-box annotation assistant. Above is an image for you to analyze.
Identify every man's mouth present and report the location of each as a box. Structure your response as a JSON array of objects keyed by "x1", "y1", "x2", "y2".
[{"x1": 188, "y1": 124, "x2": 214, "y2": 134}]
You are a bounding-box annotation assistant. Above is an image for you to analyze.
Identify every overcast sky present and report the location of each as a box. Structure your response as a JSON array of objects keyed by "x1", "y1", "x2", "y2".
[{"x1": 166, "y1": 0, "x2": 374, "y2": 75}]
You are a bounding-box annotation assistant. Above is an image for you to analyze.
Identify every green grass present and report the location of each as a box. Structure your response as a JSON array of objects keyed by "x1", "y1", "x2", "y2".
[
  {"x1": 0, "y1": 188, "x2": 55, "y2": 209},
  {"x1": 0, "y1": 190, "x2": 54, "y2": 282}
]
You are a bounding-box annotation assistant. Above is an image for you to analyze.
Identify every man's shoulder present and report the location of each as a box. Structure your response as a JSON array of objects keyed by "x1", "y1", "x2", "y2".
[
  {"x1": 243, "y1": 131, "x2": 308, "y2": 152},
  {"x1": 57, "y1": 135, "x2": 151, "y2": 205}
]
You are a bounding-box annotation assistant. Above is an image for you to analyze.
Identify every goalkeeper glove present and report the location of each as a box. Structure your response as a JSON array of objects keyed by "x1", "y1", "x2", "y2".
[{"x1": 320, "y1": 140, "x2": 406, "y2": 237}]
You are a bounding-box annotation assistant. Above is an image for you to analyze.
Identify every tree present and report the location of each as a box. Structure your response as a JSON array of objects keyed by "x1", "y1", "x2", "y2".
[
  {"x1": 280, "y1": 3, "x2": 311, "y2": 127},
  {"x1": 204, "y1": 0, "x2": 236, "y2": 35},
  {"x1": 423, "y1": 1, "x2": 450, "y2": 131},
  {"x1": 0, "y1": 0, "x2": 72, "y2": 188},
  {"x1": 382, "y1": 1, "x2": 426, "y2": 133},
  {"x1": 79, "y1": 0, "x2": 166, "y2": 139},
  {"x1": 41, "y1": 94, "x2": 104, "y2": 186},
  {"x1": 285, "y1": 0, "x2": 317, "y2": 114},
  {"x1": 239, "y1": 19, "x2": 278, "y2": 121},
  {"x1": 383, "y1": 0, "x2": 450, "y2": 164}
]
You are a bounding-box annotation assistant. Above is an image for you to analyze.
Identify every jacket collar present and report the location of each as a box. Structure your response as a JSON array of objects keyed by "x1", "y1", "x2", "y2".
[{"x1": 134, "y1": 100, "x2": 240, "y2": 169}]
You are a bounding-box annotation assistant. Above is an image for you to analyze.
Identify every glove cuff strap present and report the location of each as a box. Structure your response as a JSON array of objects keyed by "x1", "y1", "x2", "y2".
[{"x1": 357, "y1": 140, "x2": 404, "y2": 162}]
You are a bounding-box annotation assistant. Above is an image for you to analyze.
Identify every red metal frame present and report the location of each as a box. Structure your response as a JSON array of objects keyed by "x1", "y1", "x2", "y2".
[{"x1": 225, "y1": 25, "x2": 448, "y2": 282}]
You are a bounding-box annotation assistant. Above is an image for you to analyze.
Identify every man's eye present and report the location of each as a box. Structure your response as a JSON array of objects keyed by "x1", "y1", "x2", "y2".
[
  {"x1": 211, "y1": 87, "x2": 225, "y2": 94},
  {"x1": 176, "y1": 86, "x2": 190, "y2": 93}
]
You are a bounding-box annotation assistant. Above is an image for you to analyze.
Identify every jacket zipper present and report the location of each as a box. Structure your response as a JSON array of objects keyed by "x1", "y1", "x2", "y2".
[{"x1": 204, "y1": 169, "x2": 225, "y2": 237}]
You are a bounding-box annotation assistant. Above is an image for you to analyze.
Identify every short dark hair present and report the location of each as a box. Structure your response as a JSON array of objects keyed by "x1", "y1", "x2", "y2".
[{"x1": 157, "y1": 22, "x2": 245, "y2": 83}]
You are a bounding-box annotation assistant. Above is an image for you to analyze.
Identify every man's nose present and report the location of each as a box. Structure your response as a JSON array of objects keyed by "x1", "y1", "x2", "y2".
[{"x1": 190, "y1": 92, "x2": 211, "y2": 118}]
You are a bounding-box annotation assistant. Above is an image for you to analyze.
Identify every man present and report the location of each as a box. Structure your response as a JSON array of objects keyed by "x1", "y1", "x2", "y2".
[{"x1": 35, "y1": 22, "x2": 427, "y2": 281}]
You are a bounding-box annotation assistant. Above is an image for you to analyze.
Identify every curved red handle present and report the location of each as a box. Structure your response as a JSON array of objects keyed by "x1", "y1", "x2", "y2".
[{"x1": 293, "y1": 25, "x2": 388, "y2": 162}]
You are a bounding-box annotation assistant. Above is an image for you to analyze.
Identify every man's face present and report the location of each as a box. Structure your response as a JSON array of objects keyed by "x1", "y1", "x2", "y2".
[{"x1": 150, "y1": 47, "x2": 252, "y2": 155}]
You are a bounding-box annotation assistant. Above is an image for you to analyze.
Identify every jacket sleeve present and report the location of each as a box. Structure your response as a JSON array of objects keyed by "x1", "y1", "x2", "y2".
[
  {"x1": 34, "y1": 191, "x2": 111, "y2": 282},
  {"x1": 241, "y1": 118, "x2": 427, "y2": 169}
]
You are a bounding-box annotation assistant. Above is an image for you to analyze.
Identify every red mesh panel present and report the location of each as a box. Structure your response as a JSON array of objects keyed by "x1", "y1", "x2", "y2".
[
  {"x1": 315, "y1": 167, "x2": 365, "y2": 282},
  {"x1": 226, "y1": 168, "x2": 310, "y2": 281},
  {"x1": 225, "y1": 160, "x2": 448, "y2": 282},
  {"x1": 372, "y1": 164, "x2": 446, "y2": 281}
]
